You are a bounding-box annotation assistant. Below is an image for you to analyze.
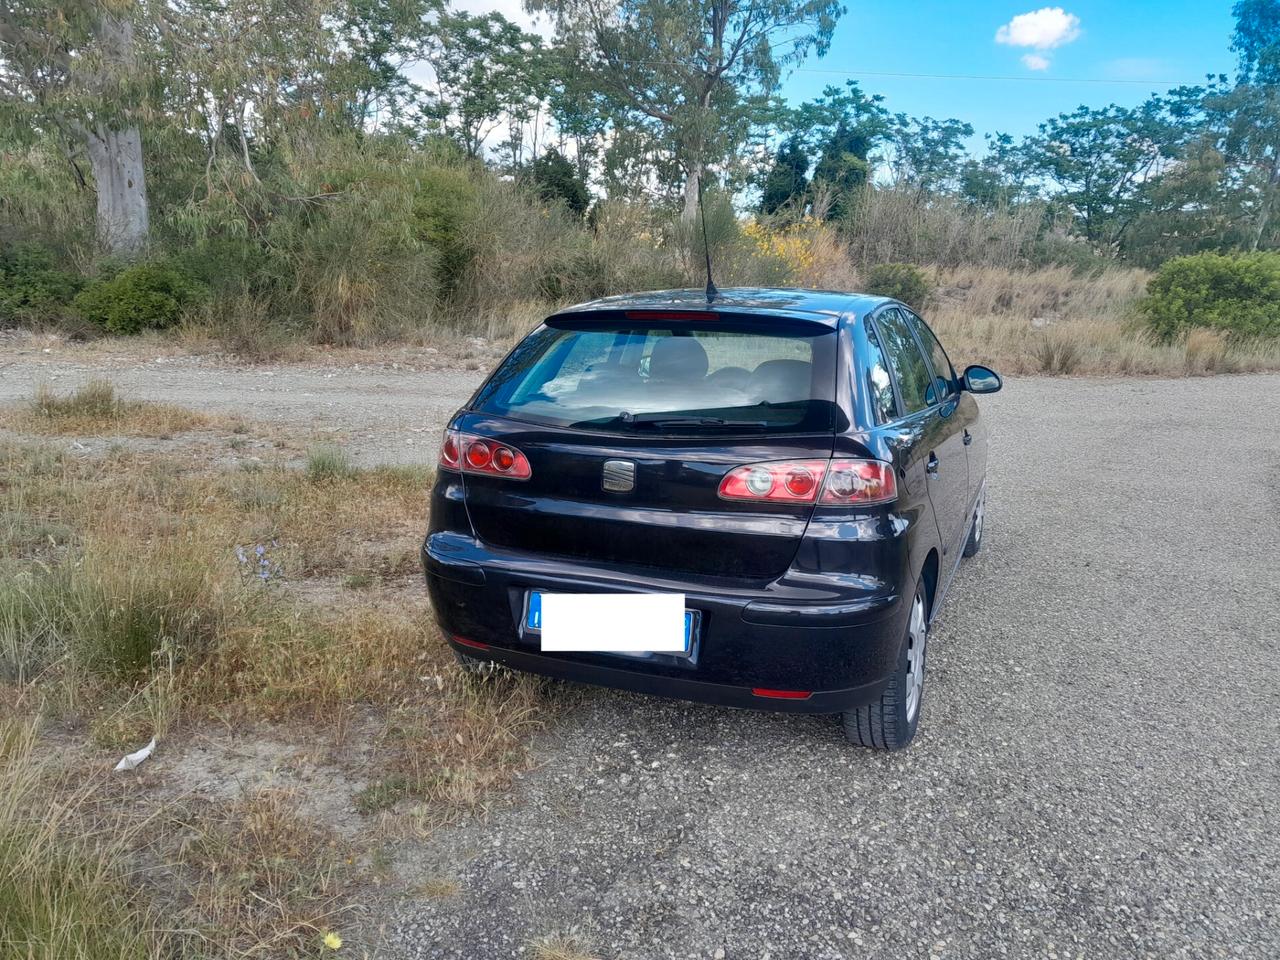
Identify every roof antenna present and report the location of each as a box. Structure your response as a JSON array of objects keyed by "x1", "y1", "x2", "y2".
[{"x1": 697, "y1": 171, "x2": 719, "y2": 303}]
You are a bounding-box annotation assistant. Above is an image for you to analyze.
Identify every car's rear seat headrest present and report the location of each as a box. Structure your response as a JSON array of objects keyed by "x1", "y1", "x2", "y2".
[{"x1": 750, "y1": 358, "x2": 812, "y2": 402}]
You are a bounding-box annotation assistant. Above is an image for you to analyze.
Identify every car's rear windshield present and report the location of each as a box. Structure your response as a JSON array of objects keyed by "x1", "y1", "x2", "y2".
[{"x1": 471, "y1": 321, "x2": 838, "y2": 434}]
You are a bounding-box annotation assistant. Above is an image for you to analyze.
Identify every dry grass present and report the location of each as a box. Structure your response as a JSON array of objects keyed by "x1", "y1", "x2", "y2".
[
  {"x1": 3, "y1": 380, "x2": 218, "y2": 436},
  {"x1": 926, "y1": 264, "x2": 1280, "y2": 376},
  {"x1": 0, "y1": 712, "x2": 365, "y2": 959},
  {"x1": 175, "y1": 788, "x2": 353, "y2": 956},
  {"x1": 416, "y1": 877, "x2": 460, "y2": 899},
  {"x1": 0, "y1": 718, "x2": 169, "y2": 959},
  {"x1": 531, "y1": 930, "x2": 601, "y2": 960},
  {"x1": 0, "y1": 399, "x2": 561, "y2": 956},
  {"x1": 844, "y1": 188, "x2": 1044, "y2": 270}
]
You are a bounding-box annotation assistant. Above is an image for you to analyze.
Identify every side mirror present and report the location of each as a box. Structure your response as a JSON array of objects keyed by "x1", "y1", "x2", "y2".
[{"x1": 963, "y1": 364, "x2": 1002, "y2": 394}]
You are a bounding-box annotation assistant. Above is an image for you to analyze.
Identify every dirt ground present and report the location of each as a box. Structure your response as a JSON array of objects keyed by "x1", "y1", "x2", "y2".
[{"x1": 0, "y1": 333, "x2": 495, "y2": 465}]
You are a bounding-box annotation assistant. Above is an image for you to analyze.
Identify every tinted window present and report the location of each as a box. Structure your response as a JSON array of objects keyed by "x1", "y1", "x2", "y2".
[
  {"x1": 472, "y1": 323, "x2": 837, "y2": 434},
  {"x1": 864, "y1": 323, "x2": 899, "y2": 423},
  {"x1": 873, "y1": 308, "x2": 932, "y2": 414},
  {"x1": 909, "y1": 311, "x2": 958, "y2": 405}
]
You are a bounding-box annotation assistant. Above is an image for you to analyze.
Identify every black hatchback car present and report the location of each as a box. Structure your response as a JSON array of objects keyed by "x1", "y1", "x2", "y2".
[{"x1": 423, "y1": 288, "x2": 1001, "y2": 749}]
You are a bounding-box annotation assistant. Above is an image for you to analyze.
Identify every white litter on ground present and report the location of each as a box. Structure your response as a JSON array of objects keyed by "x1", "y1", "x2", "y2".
[{"x1": 114, "y1": 738, "x2": 156, "y2": 772}]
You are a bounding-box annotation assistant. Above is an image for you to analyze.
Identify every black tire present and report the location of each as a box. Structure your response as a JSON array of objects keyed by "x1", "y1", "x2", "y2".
[
  {"x1": 962, "y1": 487, "x2": 986, "y2": 558},
  {"x1": 841, "y1": 580, "x2": 928, "y2": 750}
]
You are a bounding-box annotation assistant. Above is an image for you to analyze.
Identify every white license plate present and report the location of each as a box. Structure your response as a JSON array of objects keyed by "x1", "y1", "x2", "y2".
[{"x1": 526, "y1": 591, "x2": 694, "y2": 654}]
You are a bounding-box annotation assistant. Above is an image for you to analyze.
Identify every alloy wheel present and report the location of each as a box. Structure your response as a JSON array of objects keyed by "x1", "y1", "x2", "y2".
[{"x1": 904, "y1": 592, "x2": 927, "y2": 722}]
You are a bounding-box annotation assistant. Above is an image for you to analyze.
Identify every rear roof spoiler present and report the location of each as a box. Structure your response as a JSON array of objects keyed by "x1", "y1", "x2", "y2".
[{"x1": 544, "y1": 308, "x2": 840, "y2": 332}]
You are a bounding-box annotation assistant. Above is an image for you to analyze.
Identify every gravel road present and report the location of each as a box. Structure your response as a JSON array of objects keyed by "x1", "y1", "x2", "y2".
[
  {"x1": 0, "y1": 344, "x2": 488, "y2": 464},
  {"x1": 5, "y1": 346, "x2": 1278, "y2": 958}
]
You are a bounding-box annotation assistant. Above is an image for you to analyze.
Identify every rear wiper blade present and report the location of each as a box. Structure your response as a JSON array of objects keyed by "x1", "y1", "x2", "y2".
[
  {"x1": 573, "y1": 411, "x2": 772, "y2": 430},
  {"x1": 626, "y1": 414, "x2": 771, "y2": 429}
]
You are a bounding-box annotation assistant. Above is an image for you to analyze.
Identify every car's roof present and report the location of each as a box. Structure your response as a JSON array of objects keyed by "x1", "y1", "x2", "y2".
[{"x1": 550, "y1": 287, "x2": 891, "y2": 327}]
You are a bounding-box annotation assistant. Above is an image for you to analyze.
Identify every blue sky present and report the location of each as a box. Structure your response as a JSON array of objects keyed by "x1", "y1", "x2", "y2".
[{"x1": 779, "y1": 1, "x2": 1239, "y2": 147}]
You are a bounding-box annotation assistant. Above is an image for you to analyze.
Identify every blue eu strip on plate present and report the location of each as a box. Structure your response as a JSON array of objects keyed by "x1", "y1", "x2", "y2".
[{"x1": 525, "y1": 591, "x2": 695, "y2": 654}]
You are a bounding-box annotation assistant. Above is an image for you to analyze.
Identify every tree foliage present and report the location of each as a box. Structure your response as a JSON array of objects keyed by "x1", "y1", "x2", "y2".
[
  {"x1": 527, "y1": 0, "x2": 845, "y2": 218},
  {"x1": 530, "y1": 147, "x2": 590, "y2": 217},
  {"x1": 888, "y1": 115, "x2": 974, "y2": 194},
  {"x1": 759, "y1": 137, "x2": 809, "y2": 215},
  {"x1": 423, "y1": 11, "x2": 545, "y2": 160}
]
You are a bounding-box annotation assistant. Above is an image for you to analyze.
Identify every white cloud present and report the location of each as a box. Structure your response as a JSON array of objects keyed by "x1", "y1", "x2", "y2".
[
  {"x1": 1021, "y1": 53, "x2": 1051, "y2": 71},
  {"x1": 995, "y1": 7, "x2": 1082, "y2": 50}
]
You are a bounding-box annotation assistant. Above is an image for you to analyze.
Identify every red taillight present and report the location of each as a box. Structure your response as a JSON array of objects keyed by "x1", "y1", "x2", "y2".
[
  {"x1": 465, "y1": 438, "x2": 491, "y2": 469},
  {"x1": 718, "y1": 459, "x2": 896, "y2": 505},
  {"x1": 784, "y1": 466, "x2": 817, "y2": 498},
  {"x1": 453, "y1": 635, "x2": 489, "y2": 650},
  {"x1": 439, "y1": 431, "x2": 460, "y2": 467},
  {"x1": 751, "y1": 688, "x2": 813, "y2": 700},
  {"x1": 492, "y1": 446, "x2": 516, "y2": 471},
  {"x1": 439, "y1": 429, "x2": 532, "y2": 480}
]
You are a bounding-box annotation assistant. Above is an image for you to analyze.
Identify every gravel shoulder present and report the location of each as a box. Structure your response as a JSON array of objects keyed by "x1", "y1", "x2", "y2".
[{"x1": 5, "y1": 343, "x2": 1278, "y2": 959}]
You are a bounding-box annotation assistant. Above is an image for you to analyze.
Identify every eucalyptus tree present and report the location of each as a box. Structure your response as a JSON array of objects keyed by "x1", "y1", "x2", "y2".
[
  {"x1": 545, "y1": 41, "x2": 608, "y2": 184},
  {"x1": 527, "y1": 0, "x2": 845, "y2": 220},
  {"x1": 1, "y1": 0, "x2": 155, "y2": 254},
  {"x1": 1214, "y1": 0, "x2": 1280, "y2": 249}
]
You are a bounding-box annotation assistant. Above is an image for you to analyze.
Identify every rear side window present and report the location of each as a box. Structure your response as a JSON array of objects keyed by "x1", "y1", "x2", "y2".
[
  {"x1": 908, "y1": 311, "x2": 958, "y2": 405},
  {"x1": 873, "y1": 308, "x2": 933, "y2": 414},
  {"x1": 472, "y1": 322, "x2": 837, "y2": 434},
  {"x1": 864, "y1": 323, "x2": 899, "y2": 423}
]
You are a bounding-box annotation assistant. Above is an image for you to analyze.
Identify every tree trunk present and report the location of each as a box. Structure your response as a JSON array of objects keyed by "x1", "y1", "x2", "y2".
[
  {"x1": 1249, "y1": 153, "x2": 1280, "y2": 252},
  {"x1": 682, "y1": 160, "x2": 703, "y2": 222},
  {"x1": 84, "y1": 124, "x2": 149, "y2": 256},
  {"x1": 84, "y1": 8, "x2": 150, "y2": 256},
  {"x1": 681, "y1": 87, "x2": 715, "y2": 222}
]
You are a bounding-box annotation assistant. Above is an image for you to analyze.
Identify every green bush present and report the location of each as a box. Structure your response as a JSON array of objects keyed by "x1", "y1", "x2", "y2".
[
  {"x1": 865, "y1": 262, "x2": 932, "y2": 309},
  {"x1": 1140, "y1": 252, "x2": 1280, "y2": 342},
  {"x1": 171, "y1": 237, "x2": 278, "y2": 293},
  {"x1": 72, "y1": 261, "x2": 206, "y2": 334},
  {"x1": 0, "y1": 245, "x2": 83, "y2": 324},
  {"x1": 412, "y1": 166, "x2": 481, "y2": 301}
]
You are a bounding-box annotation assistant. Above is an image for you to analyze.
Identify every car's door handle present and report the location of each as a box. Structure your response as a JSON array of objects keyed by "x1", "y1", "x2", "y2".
[
  {"x1": 926, "y1": 453, "x2": 940, "y2": 477},
  {"x1": 963, "y1": 429, "x2": 973, "y2": 446}
]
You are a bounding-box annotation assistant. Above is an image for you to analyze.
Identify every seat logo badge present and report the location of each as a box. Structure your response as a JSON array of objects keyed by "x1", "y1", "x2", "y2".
[{"x1": 602, "y1": 459, "x2": 636, "y2": 493}]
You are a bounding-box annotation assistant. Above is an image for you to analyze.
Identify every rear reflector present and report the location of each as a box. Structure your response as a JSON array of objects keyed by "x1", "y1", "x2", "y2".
[
  {"x1": 438, "y1": 429, "x2": 532, "y2": 480},
  {"x1": 718, "y1": 459, "x2": 896, "y2": 505},
  {"x1": 751, "y1": 688, "x2": 813, "y2": 700},
  {"x1": 452, "y1": 635, "x2": 489, "y2": 650}
]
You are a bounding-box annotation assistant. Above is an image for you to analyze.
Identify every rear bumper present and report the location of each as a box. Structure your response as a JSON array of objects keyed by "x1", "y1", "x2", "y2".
[
  {"x1": 423, "y1": 533, "x2": 908, "y2": 714},
  {"x1": 448, "y1": 636, "x2": 891, "y2": 713}
]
